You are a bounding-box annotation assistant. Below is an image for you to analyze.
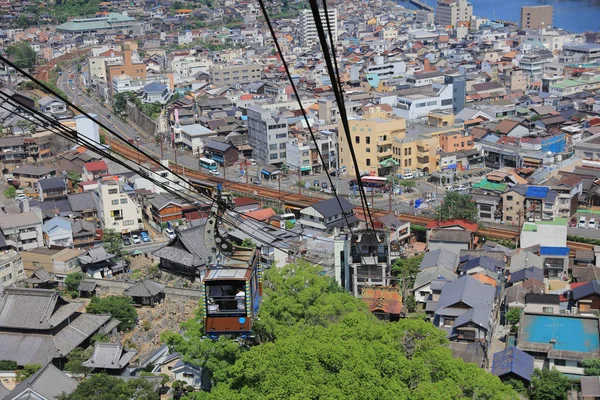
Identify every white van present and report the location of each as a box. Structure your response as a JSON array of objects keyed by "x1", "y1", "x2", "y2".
[{"x1": 402, "y1": 173, "x2": 414, "y2": 180}]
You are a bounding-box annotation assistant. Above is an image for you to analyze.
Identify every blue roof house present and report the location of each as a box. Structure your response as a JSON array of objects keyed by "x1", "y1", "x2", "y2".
[
  {"x1": 140, "y1": 82, "x2": 171, "y2": 104},
  {"x1": 492, "y1": 347, "x2": 534, "y2": 383},
  {"x1": 42, "y1": 216, "x2": 73, "y2": 247}
]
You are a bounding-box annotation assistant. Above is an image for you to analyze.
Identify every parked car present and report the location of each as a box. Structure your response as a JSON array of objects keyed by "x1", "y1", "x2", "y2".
[
  {"x1": 569, "y1": 218, "x2": 577, "y2": 227},
  {"x1": 249, "y1": 159, "x2": 257, "y2": 166},
  {"x1": 15, "y1": 194, "x2": 27, "y2": 201},
  {"x1": 445, "y1": 185, "x2": 455, "y2": 192},
  {"x1": 589, "y1": 218, "x2": 596, "y2": 229},
  {"x1": 329, "y1": 170, "x2": 338, "y2": 177},
  {"x1": 140, "y1": 231, "x2": 150, "y2": 242},
  {"x1": 402, "y1": 173, "x2": 414, "y2": 180},
  {"x1": 131, "y1": 234, "x2": 141, "y2": 244},
  {"x1": 123, "y1": 236, "x2": 131, "y2": 246},
  {"x1": 252, "y1": 179, "x2": 261, "y2": 185},
  {"x1": 210, "y1": 170, "x2": 220, "y2": 176},
  {"x1": 313, "y1": 180, "x2": 320, "y2": 187},
  {"x1": 321, "y1": 182, "x2": 328, "y2": 189},
  {"x1": 456, "y1": 184, "x2": 469, "y2": 191},
  {"x1": 165, "y1": 228, "x2": 176, "y2": 239},
  {"x1": 578, "y1": 216, "x2": 587, "y2": 228}
]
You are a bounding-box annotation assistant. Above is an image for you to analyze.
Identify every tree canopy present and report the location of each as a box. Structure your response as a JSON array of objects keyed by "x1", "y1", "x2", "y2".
[
  {"x1": 529, "y1": 368, "x2": 571, "y2": 400},
  {"x1": 582, "y1": 358, "x2": 600, "y2": 376},
  {"x1": 163, "y1": 262, "x2": 517, "y2": 400},
  {"x1": 57, "y1": 374, "x2": 158, "y2": 400},
  {"x1": 86, "y1": 296, "x2": 137, "y2": 331},
  {"x1": 102, "y1": 228, "x2": 126, "y2": 258},
  {"x1": 6, "y1": 41, "x2": 37, "y2": 70},
  {"x1": 505, "y1": 308, "x2": 522, "y2": 326},
  {"x1": 65, "y1": 272, "x2": 83, "y2": 292},
  {"x1": 436, "y1": 191, "x2": 478, "y2": 222}
]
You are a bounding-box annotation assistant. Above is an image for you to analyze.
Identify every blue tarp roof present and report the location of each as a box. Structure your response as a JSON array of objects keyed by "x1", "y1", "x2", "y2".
[
  {"x1": 525, "y1": 186, "x2": 549, "y2": 199},
  {"x1": 539, "y1": 246, "x2": 570, "y2": 256},
  {"x1": 491, "y1": 347, "x2": 534, "y2": 381}
]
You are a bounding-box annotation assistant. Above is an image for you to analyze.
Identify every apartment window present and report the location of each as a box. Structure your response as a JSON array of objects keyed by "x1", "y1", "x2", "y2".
[
  {"x1": 441, "y1": 99, "x2": 453, "y2": 106},
  {"x1": 123, "y1": 220, "x2": 135, "y2": 226},
  {"x1": 275, "y1": 133, "x2": 287, "y2": 139},
  {"x1": 543, "y1": 307, "x2": 553, "y2": 314},
  {"x1": 554, "y1": 359, "x2": 566, "y2": 366},
  {"x1": 279, "y1": 152, "x2": 286, "y2": 158},
  {"x1": 366, "y1": 148, "x2": 371, "y2": 153},
  {"x1": 270, "y1": 154, "x2": 277, "y2": 160},
  {"x1": 355, "y1": 136, "x2": 360, "y2": 144},
  {"x1": 108, "y1": 189, "x2": 118, "y2": 194},
  {"x1": 279, "y1": 143, "x2": 286, "y2": 150},
  {"x1": 366, "y1": 137, "x2": 371, "y2": 144},
  {"x1": 506, "y1": 196, "x2": 513, "y2": 201},
  {"x1": 415, "y1": 102, "x2": 426, "y2": 108},
  {"x1": 111, "y1": 199, "x2": 119, "y2": 205},
  {"x1": 269, "y1": 144, "x2": 277, "y2": 150},
  {"x1": 366, "y1": 159, "x2": 371, "y2": 166},
  {"x1": 506, "y1": 216, "x2": 513, "y2": 221}
]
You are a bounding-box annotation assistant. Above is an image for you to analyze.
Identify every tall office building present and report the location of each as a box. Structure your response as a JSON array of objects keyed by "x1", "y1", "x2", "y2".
[
  {"x1": 299, "y1": 8, "x2": 337, "y2": 48},
  {"x1": 247, "y1": 105, "x2": 289, "y2": 166},
  {"x1": 435, "y1": 0, "x2": 472, "y2": 28},
  {"x1": 521, "y1": 6, "x2": 553, "y2": 30}
]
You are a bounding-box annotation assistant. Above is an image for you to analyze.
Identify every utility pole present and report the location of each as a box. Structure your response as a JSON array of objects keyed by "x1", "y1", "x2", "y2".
[
  {"x1": 174, "y1": 146, "x2": 178, "y2": 166},
  {"x1": 297, "y1": 166, "x2": 301, "y2": 195},
  {"x1": 389, "y1": 191, "x2": 392, "y2": 212},
  {"x1": 223, "y1": 160, "x2": 227, "y2": 180},
  {"x1": 246, "y1": 162, "x2": 249, "y2": 185},
  {"x1": 278, "y1": 172, "x2": 281, "y2": 201},
  {"x1": 136, "y1": 138, "x2": 140, "y2": 164}
]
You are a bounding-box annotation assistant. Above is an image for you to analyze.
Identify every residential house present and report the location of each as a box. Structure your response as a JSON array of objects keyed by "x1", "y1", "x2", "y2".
[
  {"x1": 149, "y1": 192, "x2": 202, "y2": 225},
  {"x1": 3, "y1": 363, "x2": 77, "y2": 400},
  {"x1": 552, "y1": 175, "x2": 583, "y2": 218},
  {"x1": 12, "y1": 165, "x2": 56, "y2": 188},
  {"x1": 203, "y1": 140, "x2": 238, "y2": 166},
  {"x1": 37, "y1": 177, "x2": 67, "y2": 201},
  {"x1": 42, "y1": 216, "x2": 73, "y2": 247},
  {"x1": 58, "y1": 149, "x2": 101, "y2": 175},
  {"x1": 373, "y1": 213, "x2": 411, "y2": 257},
  {"x1": 140, "y1": 82, "x2": 171, "y2": 104},
  {"x1": 21, "y1": 247, "x2": 84, "y2": 283},
  {"x1": 94, "y1": 178, "x2": 143, "y2": 234},
  {"x1": 520, "y1": 218, "x2": 568, "y2": 248},
  {"x1": 82, "y1": 160, "x2": 109, "y2": 182},
  {"x1": 580, "y1": 376, "x2": 600, "y2": 400},
  {"x1": 426, "y1": 220, "x2": 477, "y2": 254},
  {"x1": 361, "y1": 286, "x2": 404, "y2": 321},
  {"x1": 0, "y1": 207, "x2": 44, "y2": 251},
  {"x1": 510, "y1": 251, "x2": 544, "y2": 273},
  {"x1": 510, "y1": 266, "x2": 545, "y2": 284},
  {"x1": 153, "y1": 224, "x2": 211, "y2": 279},
  {"x1": 413, "y1": 267, "x2": 457, "y2": 306},
  {"x1": 459, "y1": 256, "x2": 504, "y2": 276},
  {"x1": 38, "y1": 96, "x2": 70, "y2": 120},
  {"x1": 0, "y1": 137, "x2": 27, "y2": 166},
  {"x1": 82, "y1": 342, "x2": 137, "y2": 374},
  {"x1": 434, "y1": 275, "x2": 496, "y2": 342},
  {"x1": 538, "y1": 246, "x2": 570, "y2": 278},
  {"x1": 172, "y1": 360, "x2": 205, "y2": 390},
  {"x1": 172, "y1": 123, "x2": 216, "y2": 155},
  {"x1": 491, "y1": 347, "x2": 534, "y2": 384},
  {"x1": 232, "y1": 197, "x2": 261, "y2": 213},
  {"x1": 518, "y1": 313, "x2": 600, "y2": 376},
  {"x1": 504, "y1": 279, "x2": 545, "y2": 309},
  {"x1": 298, "y1": 197, "x2": 358, "y2": 233},
  {"x1": 123, "y1": 280, "x2": 165, "y2": 307},
  {"x1": 72, "y1": 220, "x2": 99, "y2": 248},
  {"x1": 572, "y1": 281, "x2": 600, "y2": 312},
  {"x1": 0, "y1": 287, "x2": 115, "y2": 366},
  {"x1": 419, "y1": 248, "x2": 459, "y2": 272},
  {"x1": 68, "y1": 192, "x2": 98, "y2": 220},
  {"x1": 0, "y1": 240, "x2": 25, "y2": 286},
  {"x1": 79, "y1": 246, "x2": 126, "y2": 277}
]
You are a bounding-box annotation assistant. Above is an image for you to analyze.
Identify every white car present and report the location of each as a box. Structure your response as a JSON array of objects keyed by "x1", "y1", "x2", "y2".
[
  {"x1": 15, "y1": 194, "x2": 27, "y2": 201},
  {"x1": 589, "y1": 218, "x2": 596, "y2": 229},
  {"x1": 456, "y1": 184, "x2": 469, "y2": 191},
  {"x1": 165, "y1": 228, "x2": 176, "y2": 239},
  {"x1": 210, "y1": 170, "x2": 220, "y2": 176},
  {"x1": 445, "y1": 185, "x2": 455, "y2": 192},
  {"x1": 131, "y1": 234, "x2": 141, "y2": 244},
  {"x1": 249, "y1": 159, "x2": 257, "y2": 166},
  {"x1": 579, "y1": 217, "x2": 587, "y2": 228}
]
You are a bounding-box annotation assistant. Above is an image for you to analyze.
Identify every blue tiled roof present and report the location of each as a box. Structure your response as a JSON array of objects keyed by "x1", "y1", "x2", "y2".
[
  {"x1": 539, "y1": 246, "x2": 570, "y2": 256},
  {"x1": 525, "y1": 186, "x2": 549, "y2": 199},
  {"x1": 492, "y1": 347, "x2": 534, "y2": 381}
]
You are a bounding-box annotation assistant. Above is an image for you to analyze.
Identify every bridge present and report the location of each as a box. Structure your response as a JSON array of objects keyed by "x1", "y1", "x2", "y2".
[{"x1": 406, "y1": 0, "x2": 434, "y2": 12}]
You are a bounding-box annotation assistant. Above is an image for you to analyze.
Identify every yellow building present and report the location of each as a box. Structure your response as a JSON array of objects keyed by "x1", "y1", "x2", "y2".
[
  {"x1": 338, "y1": 106, "x2": 405, "y2": 176},
  {"x1": 392, "y1": 135, "x2": 438, "y2": 175}
]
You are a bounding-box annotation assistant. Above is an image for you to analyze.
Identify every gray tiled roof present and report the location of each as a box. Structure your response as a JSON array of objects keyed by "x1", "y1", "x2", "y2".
[
  {"x1": 83, "y1": 342, "x2": 137, "y2": 370},
  {"x1": 435, "y1": 275, "x2": 495, "y2": 317},
  {"x1": 0, "y1": 333, "x2": 59, "y2": 365},
  {"x1": 309, "y1": 197, "x2": 354, "y2": 218},
  {"x1": 3, "y1": 363, "x2": 77, "y2": 400},
  {"x1": 72, "y1": 220, "x2": 96, "y2": 237},
  {"x1": 67, "y1": 192, "x2": 97, "y2": 212},
  {"x1": 124, "y1": 280, "x2": 165, "y2": 297},
  {"x1": 53, "y1": 313, "x2": 112, "y2": 355},
  {"x1": 77, "y1": 280, "x2": 97, "y2": 292},
  {"x1": 0, "y1": 288, "x2": 78, "y2": 330},
  {"x1": 413, "y1": 266, "x2": 457, "y2": 290},
  {"x1": 79, "y1": 246, "x2": 115, "y2": 264},
  {"x1": 12, "y1": 165, "x2": 55, "y2": 176},
  {"x1": 151, "y1": 192, "x2": 182, "y2": 211},
  {"x1": 38, "y1": 177, "x2": 66, "y2": 191},
  {"x1": 153, "y1": 224, "x2": 209, "y2": 267},
  {"x1": 419, "y1": 249, "x2": 459, "y2": 272},
  {"x1": 0, "y1": 382, "x2": 8, "y2": 399}
]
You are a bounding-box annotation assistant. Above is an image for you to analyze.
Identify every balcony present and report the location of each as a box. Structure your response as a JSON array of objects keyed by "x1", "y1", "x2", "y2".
[
  {"x1": 417, "y1": 145, "x2": 429, "y2": 153},
  {"x1": 352, "y1": 254, "x2": 388, "y2": 264},
  {"x1": 417, "y1": 155, "x2": 429, "y2": 163},
  {"x1": 19, "y1": 231, "x2": 37, "y2": 240}
]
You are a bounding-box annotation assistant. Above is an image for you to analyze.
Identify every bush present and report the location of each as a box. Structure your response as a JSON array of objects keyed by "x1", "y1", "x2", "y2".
[
  {"x1": 86, "y1": 296, "x2": 138, "y2": 331},
  {"x1": 3, "y1": 187, "x2": 16, "y2": 199},
  {"x1": 70, "y1": 291, "x2": 79, "y2": 299},
  {"x1": 16, "y1": 364, "x2": 41, "y2": 381},
  {"x1": 0, "y1": 360, "x2": 17, "y2": 370}
]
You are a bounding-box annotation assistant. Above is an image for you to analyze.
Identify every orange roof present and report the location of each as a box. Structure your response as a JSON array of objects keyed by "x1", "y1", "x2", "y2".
[
  {"x1": 176, "y1": 9, "x2": 192, "y2": 12},
  {"x1": 471, "y1": 273, "x2": 497, "y2": 287},
  {"x1": 309, "y1": 103, "x2": 319, "y2": 111},
  {"x1": 361, "y1": 287, "x2": 402, "y2": 314},
  {"x1": 243, "y1": 208, "x2": 277, "y2": 222},
  {"x1": 84, "y1": 161, "x2": 108, "y2": 172},
  {"x1": 240, "y1": 94, "x2": 253, "y2": 100}
]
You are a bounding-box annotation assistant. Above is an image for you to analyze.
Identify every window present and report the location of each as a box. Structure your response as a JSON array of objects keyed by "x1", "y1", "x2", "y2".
[
  {"x1": 120, "y1": 198, "x2": 128, "y2": 204},
  {"x1": 270, "y1": 154, "x2": 278, "y2": 160},
  {"x1": 355, "y1": 136, "x2": 360, "y2": 144},
  {"x1": 279, "y1": 143, "x2": 286, "y2": 150},
  {"x1": 366, "y1": 137, "x2": 371, "y2": 144},
  {"x1": 108, "y1": 189, "x2": 118, "y2": 194},
  {"x1": 441, "y1": 99, "x2": 453, "y2": 106},
  {"x1": 506, "y1": 216, "x2": 513, "y2": 221},
  {"x1": 269, "y1": 144, "x2": 277, "y2": 150},
  {"x1": 280, "y1": 152, "x2": 286, "y2": 158},
  {"x1": 415, "y1": 102, "x2": 426, "y2": 108},
  {"x1": 543, "y1": 307, "x2": 553, "y2": 313},
  {"x1": 275, "y1": 133, "x2": 287, "y2": 139},
  {"x1": 366, "y1": 159, "x2": 371, "y2": 166},
  {"x1": 111, "y1": 199, "x2": 119, "y2": 205},
  {"x1": 506, "y1": 196, "x2": 513, "y2": 201},
  {"x1": 123, "y1": 220, "x2": 135, "y2": 226},
  {"x1": 554, "y1": 359, "x2": 566, "y2": 366},
  {"x1": 366, "y1": 148, "x2": 371, "y2": 153}
]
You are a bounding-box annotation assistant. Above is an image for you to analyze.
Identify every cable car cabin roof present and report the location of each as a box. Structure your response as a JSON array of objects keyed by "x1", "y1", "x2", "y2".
[{"x1": 204, "y1": 267, "x2": 252, "y2": 281}]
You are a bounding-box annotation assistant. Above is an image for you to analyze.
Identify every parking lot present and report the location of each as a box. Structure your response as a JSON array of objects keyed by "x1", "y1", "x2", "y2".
[
  {"x1": 122, "y1": 230, "x2": 152, "y2": 246},
  {"x1": 568, "y1": 211, "x2": 600, "y2": 239}
]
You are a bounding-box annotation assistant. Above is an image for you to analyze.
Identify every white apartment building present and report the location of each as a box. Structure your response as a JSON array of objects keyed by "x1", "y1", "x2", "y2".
[
  {"x1": 88, "y1": 52, "x2": 123, "y2": 82},
  {"x1": 0, "y1": 249, "x2": 25, "y2": 286},
  {"x1": 286, "y1": 139, "x2": 311, "y2": 175},
  {"x1": 171, "y1": 57, "x2": 211, "y2": 76},
  {"x1": 171, "y1": 123, "x2": 216, "y2": 155},
  {"x1": 362, "y1": 56, "x2": 406, "y2": 81},
  {"x1": 435, "y1": 0, "x2": 472, "y2": 27},
  {"x1": 379, "y1": 84, "x2": 454, "y2": 121},
  {"x1": 95, "y1": 179, "x2": 143, "y2": 234},
  {"x1": 247, "y1": 105, "x2": 289, "y2": 166},
  {"x1": 0, "y1": 206, "x2": 44, "y2": 251},
  {"x1": 111, "y1": 74, "x2": 169, "y2": 97},
  {"x1": 133, "y1": 160, "x2": 190, "y2": 194},
  {"x1": 524, "y1": 30, "x2": 580, "y2": 52},
  {"x1": 299, "y1": 8, "x2": 337, "y2": 48}
]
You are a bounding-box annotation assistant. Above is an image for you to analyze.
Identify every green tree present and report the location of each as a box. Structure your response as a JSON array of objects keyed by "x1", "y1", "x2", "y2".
[
  {"x1": 3, "y1": 186, "x2": 16, "y2": 199},
  {"x1": 6, "y1": 41, "x2": 37, "y2": 69},
  {"x1": 391, "y1": 254, "x2": 424, "y2": 287},
  {"x1": 241, "y1": 238, "x2": 255, "y2": 248},
  {"x1": 582, "y1": 358, "x2": 600, "y2": 376},
  {"x1": 86, "y1": 296, "x2": 137, "y2": 331},
  {"x1": 102, "y1": 228, "x2": 125, "y2": 258},
  {"x1": 435, "y1": 191, "x2": 478, "y2": 222},
  {"x1": 405, "y1": 294, "x2": 417, "y2": 313},
  {"x1": 504, "y1": 378, "x2": 527, "y2": 395},
  {"x1": 90, "y1": 333, "x2": 110, "y2": 344},
  {"x1": 67, "y1": 171, "x2": 81, "y2": 188},
  {"x1": 16, "y1": 120, "x2": 35, "y2": 135},
  {"x1": 0, "y1": 360, "x2": 17, "y2": 370},
  {"x1": 530, "y1": 368, "x2": 571, "y2": 400},
  {"x1": 112, "y1": 92, "x2": 128, "y2": 115},
  {"x1": 16, "y1": 15, "x2": 30, "y2": 29},
  {"x1": 399, "y1": 179, "x2": 417, "y2": 192},
  {"x1": 386, "y1": 175, "x2": 399, "y2": 193},
  {"x1": 64, "y1": 347, "x2": 92, "y2": 374},
  {"x1": 505, "y1": 308, "x2": 522, "y2": 326},
  {"x1": 16, "y1": 364, "x2": 42, "y2": 381},
  {"x1": 57, "y1": 374, "x2": 158, "y2": 400},
  {"x1": 65, "y1": 272, "x2": 83, "y2": 292},
  {"x1": 284, "y1": 220, "x2": 295, "y2": 230}
]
